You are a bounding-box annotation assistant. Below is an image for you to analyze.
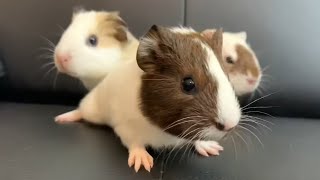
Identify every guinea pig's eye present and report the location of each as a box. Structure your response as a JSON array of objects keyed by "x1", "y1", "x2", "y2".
[
  {"x1": 87, "y1": 35, "x2": 98, "y2": 47},
  {"x1": 226, "y1": 56, "x2": 234, "y2": 64},
  {"x1": 182, "y1": 77, "x2": 196, "y2": 94}
]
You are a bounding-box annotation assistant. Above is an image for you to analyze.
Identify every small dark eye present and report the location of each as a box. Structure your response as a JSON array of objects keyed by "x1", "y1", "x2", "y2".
[
  {"x1": 226, "y1": 56, "x2": 234, "y2": 64},
  {"x1": 87, "y1": 35, "x2": 98, "y2": 47},
  {"x1": 182, "y1": 77, "x2": 196, "y2": 94}
]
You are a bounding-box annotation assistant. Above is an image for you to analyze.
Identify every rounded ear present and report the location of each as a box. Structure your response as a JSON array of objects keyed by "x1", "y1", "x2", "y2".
[
  {"x1": 72, "y1": 6, "x2": 85, "y2": 20},
  {"x1": 211, "y1": 28, "x2": 224, "y2": 61},
  {"x1": 73, "y1": 6, "x2": 85, "y2": 15},
  {"x1": 114, "y1": 27, "x2": 128, "y2": 42},
  {"x1": 236, "y1": 31, "x2": 247, "y2": 41},
  {"x1": 201, "y1": 29, "x2": 217, "y2": 40},
  {"x1": 136, "y1": 25, "x2": 161, "y2": 73}
]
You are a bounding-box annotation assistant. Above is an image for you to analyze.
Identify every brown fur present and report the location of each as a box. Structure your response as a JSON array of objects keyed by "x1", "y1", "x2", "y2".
[
  {"x1": 137, "y1": 26, "x2": 225, "y2": 139},
  {"x1": 234, "y1": 45, "x2": 260, "y2": 77},
  {"x1": 93, "y1": 12, "x2": 128, "y2": 48}
]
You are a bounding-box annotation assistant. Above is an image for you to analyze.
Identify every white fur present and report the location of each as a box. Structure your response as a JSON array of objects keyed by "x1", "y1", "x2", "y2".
[
  {"x1": 54, "y1": 10, "x2": 139, "y2": 90},
  {"x1": 170, "y1": 26, "x2": 196, "y2": 34},
  {"x1": 199, "y1": 41, "x2": 241, "y2": 130}
]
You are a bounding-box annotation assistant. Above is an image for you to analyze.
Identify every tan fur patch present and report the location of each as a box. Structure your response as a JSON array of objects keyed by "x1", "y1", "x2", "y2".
[
  {"x1": 92, "y1": 12, "x2": 128, "y2": 48},
  {"x1": 235, "y1": 45, "x2": 260, "y2": 77}
]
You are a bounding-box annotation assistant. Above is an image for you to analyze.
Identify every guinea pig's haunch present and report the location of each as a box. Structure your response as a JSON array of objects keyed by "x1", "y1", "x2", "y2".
[
  {"x1": 202, "y1": 29, "x2": 262, "y2": 97},
  {"x1": 55, "y1": 25, "x2": 241, "y2": 172},
  {"x1": 54, "y1": 8, "x2": 139, "y2": 90}
]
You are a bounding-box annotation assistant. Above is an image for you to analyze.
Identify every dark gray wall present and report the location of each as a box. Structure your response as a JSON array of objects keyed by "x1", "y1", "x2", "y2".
[{"x1": 186, "y1": 0, "x2": 320, "y2": 117}]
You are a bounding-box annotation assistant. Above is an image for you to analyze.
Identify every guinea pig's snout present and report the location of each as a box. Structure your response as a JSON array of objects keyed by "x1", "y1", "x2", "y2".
[
  {"x1": 55, "y1": 53, "x2": 71, "y2": 71},
  {"x1": 215, "y1": 122, "x2": 234, "y2": 132},
  {"x1": 246, "y1": 78, "x2": 257, "y2": 85}
]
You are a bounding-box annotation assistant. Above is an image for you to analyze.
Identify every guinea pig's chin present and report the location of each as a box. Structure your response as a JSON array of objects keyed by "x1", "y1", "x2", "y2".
[{"x1": 57, "y1": 65, "x2": 78, "y2": 78}]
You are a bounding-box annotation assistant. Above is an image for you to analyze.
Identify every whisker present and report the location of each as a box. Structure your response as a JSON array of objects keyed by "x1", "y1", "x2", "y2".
[
  {"x1": 38, "y1": 53, "x2": 54, "y2": 59},
  {"x1": 57, "y1": 24, "x2": 65, "y2": 32},
  {"x1": 241, "y1": 91, "x2": 279, "y2": 109},
  {"x1": 162, "y1": 116, "x2": 205, "y2": 131},
  {"x1": 38, "y1": 47, "x2": 54, "y2": 53},
  {"x1": 262, "y1": 73, "x2": 273, "y2": 78},
  {"x1": 261, "y1": 65, "x2": 270, "y2": 72},
  {"x1": 244, "y1": 110, "x2": 275, "y2": 118},
  {"x1": 231, "y1": 135, "x2": 237, "y2": 160},
  {"x1": 241, "y1": 117, "x2": 273, "y2": 130},
  {"x1": 242, "y1": 105, "x2": 278, "y2": 111},
  {"x1": 53, "y1": 71, "x2": 59, "y2": 90},
  {"x1": 242, "y1": 115, "x2": 275, "y2": 125},
  {"x1": 256, "y1": 88, "x2": 263, "y2": 96},
  {"x1": 42, "y1": 66, "x2": 56, "y2": 79},
  {"x1": 239, "y1": 122, "x2": 262, "y2": 135},
  {"x1": 40, "y1": 35, "x2": 55, "y2": 48},
  {"x1": 165, "y1": 127, "x2": 201, "y2": 167},
  {"x1": 234, "y1": 131, "x2": 249, "y2": 152},
  {"x1": 238, "y1": 125, "x2": 264, "y2": 148},
  {"x1": 41, "y1": 62, "x2": 55, "y2": 69},
  {"x1": 178, "y1": 129, "x2": 203, "y2": 163}
]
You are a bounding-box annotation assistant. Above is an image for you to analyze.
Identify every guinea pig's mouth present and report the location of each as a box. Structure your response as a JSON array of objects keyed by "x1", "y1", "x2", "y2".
[
  {"x1": 199, "y1": 125, "x2": 228, "y2": 141},
  {"x1": 54, "y1": 61, "x2": 78, "y2": 77}
]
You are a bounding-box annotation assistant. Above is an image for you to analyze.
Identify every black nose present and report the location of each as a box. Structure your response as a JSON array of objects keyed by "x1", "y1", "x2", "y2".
[{"x1": 215, "y1": 122, "x2": 225, "y2": 131}]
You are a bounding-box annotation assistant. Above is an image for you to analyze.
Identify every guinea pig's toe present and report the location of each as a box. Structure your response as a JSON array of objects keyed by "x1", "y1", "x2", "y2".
[
  {"x1": 54, "y1": 110, "x2": 82, "y2": 123},
  {"x1": 128, "y1": 147, "x2": 153, "y2": 172},
  {"x1": 195, "y1": 140, "x2": 223, "y2": 157}
]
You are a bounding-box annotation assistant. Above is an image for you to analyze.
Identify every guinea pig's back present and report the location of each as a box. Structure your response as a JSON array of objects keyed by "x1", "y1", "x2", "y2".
[{"x1": 96, "y1": 61, "x2": 144, "y2": 124}]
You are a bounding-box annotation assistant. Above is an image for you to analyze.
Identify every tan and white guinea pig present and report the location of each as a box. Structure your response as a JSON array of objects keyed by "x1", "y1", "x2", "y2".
[
  {"x1": 55, "y1": 26, "x2": 241, "y2": 172},
  {"x1": 202, "y1": 29, "x2": 262, "y2": 96},
  {"x1": 54, "y1": 8, "x2": 139, "y2": 89}
]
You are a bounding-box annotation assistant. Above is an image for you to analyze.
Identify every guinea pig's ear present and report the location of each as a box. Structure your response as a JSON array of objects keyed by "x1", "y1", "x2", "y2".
[
  {"x1": 211, "y1": 28, "x2": 224, "y2": 61},
  {"x1": 73, "y1": 6, "x2": 85, "y2": 15},
  {"x1": 236, "y1": 31, "x2": 247, "y2": 41},
  {"x1": 136, "y1": 25, "x2": 163, "y2": 73},
  {"x1": 114, "y1": 26, "x2": 128, "y2": 42},
  {"x1": 201, "y1": 29, "x2": 216, "y2": 39}
]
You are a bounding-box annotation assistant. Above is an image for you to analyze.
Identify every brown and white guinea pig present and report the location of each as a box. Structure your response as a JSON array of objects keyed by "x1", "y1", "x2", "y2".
[
  {"x1": 54, "y1": 8, "x2": 139, "y2": 89},
  {"x1": 202, "y1": 29, "x2": 262, "y2": 97},
  {"x1": 55, "y1": 25, "x2": 241, "y2": 172}
]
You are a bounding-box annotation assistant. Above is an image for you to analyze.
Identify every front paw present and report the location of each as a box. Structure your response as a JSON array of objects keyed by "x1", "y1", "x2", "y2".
[
  {"x1": 55, "y1": 110, "x2": 82, "y2": 123},
  {"x1": 128, "y1": 147, "x2": 153, "y2": 172},
  {"x1": 194, "y1": 140, "x2": 224, "y2": 157}
]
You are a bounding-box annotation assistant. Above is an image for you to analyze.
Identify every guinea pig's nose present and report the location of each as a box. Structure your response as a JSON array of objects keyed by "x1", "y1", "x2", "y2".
[
  {"x1": 217, "y1": 122, "x2": 235, "y2": 132},
  {"x1": 215, "y1": 122, "x2": 225, "y2": 131},
  {"x1": 247, "y1": 78, "x2": 257, "y2": 85},
  {"x1": 56, "y1": 53, "x2": 71, "y2": 64}
]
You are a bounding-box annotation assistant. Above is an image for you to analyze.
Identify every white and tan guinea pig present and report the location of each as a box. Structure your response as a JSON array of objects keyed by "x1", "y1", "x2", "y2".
[
  {"x1": 55, "y1": 26, "x2": 241, "y2": 172},
  {"x1": 54, "y1": 8, "x2": 139, "y2": 89},
  {"x1": 202, "y1": 29, "x2": 262, "y2": 96}
]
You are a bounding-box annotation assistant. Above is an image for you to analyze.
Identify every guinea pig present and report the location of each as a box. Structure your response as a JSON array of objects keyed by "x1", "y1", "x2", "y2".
[
  {"x1": 55, "y1": 25, "x2": 241, "y2": 172},
  {"x1": 54, "y1": 8, "x2": 139, "y2": 89},
  {"x1": 202, "y1": 29, "x2": 262, "y2": 97}
]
